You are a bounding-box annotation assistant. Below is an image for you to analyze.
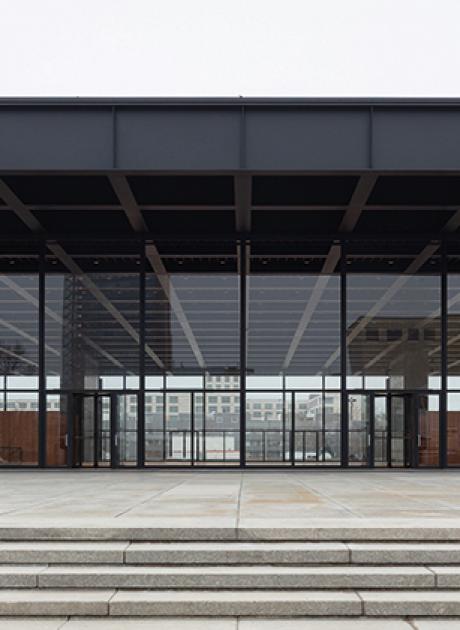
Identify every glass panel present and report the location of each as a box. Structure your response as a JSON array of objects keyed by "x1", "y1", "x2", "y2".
[
  {"x1": 166, "y1": 375, "x2": 203, "y2": 389},
  {"x1": 248, "y1": 274, "x2": 340, "y2": 382},
  {"x1": 391, "y1": 396, "x2": 406, "y2": 467},
  {"x1": 145, "y1": 376, "x2": 164, "y2": 389},
  {"x1": 0, "y1": 392, "x2": 38, "y2": 465},
  {"x1": 205, "y1": 374, "x2": 240, "y2": 389},
  {"x1": 373, "y1": 396, "x2": 388, "y2": 466},
  {"x1": 145, "y1": 272, "x2": 239, "y2": 386},
  {"x1": 447, "y1": 392, "x2": 460, "y2": 466},
  {"x1": 78, "y1": 396, "x2": 95, "y2": 466},
  {"x1": 285, "y1": 376, "x2": 323, "y2": 390},
  {"x1": 418, "y1": 394, "x2": 439, "y2": 467},
  {"x1": 117, "y1": 394, "x2": 137, "y2": 466},
  {"x1": 365, "y1": 376, "x2": 388, "y2": 390},
  {"x1": 246, "y1": 376, "x2": 282, "y2": 390},
  {"x1": 46, "y1": 394, "x2": 68, "y2": 466},
  {"x1": 246, "y1": 392, "x2": 284, "y2": 463},
  {"x1": 347, "y1": 275, "x2": 441, "y2": 389},
  {"x1": 97, "y1": 396, "x2": 111, "y2": 466},
  {"x1": 165, "y1": 392, "x2": 191, "y2": 462},
  {"x1": 348, "y1": 394, "x2": 370, "y2": 466},
  {"x1": 292, "y1": 392, "x2": 341, "y2": 465},
  {"x1": 204, "y1": 391, "x2": 240, "y2": 462},
  {"x1": 145, "y1": 391, "x2": 164, "y2": 463},
  {"x1": 448, "y1": 275, "x2": 460, "y2": 385},
  {"x1": 45, "y1": 272, "x2": 139, "y2": 390}
]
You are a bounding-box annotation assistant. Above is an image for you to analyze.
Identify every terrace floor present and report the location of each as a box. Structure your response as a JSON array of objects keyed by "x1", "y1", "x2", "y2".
[{"x1": 1, "y1": 469, "x2": 460, "y2": 530}]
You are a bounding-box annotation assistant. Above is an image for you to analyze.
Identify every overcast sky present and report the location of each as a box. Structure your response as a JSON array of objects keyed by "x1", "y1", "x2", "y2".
[{"x1": 1, "y1": 0, "x2": 459, "y2": 97}]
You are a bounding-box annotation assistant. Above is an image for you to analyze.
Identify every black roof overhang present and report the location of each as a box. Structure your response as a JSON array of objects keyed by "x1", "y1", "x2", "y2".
[{"x1": 1, "y1": 98, "x2": 460, "y2": 244}]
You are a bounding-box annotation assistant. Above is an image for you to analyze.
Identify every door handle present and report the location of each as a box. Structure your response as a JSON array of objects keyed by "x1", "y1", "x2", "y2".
[
  {"x1": 114, "y1": 433, "x2": 119, "y2": 447},
  {"x1": 367, "y1": 434, "x2": 371, "y2": 447},
  {"x1": 417, "y1": 434, "x2": 422, "y2": 448},
  {"x1": 64, "y1": 434, "x2": 68, "y2": 448}
]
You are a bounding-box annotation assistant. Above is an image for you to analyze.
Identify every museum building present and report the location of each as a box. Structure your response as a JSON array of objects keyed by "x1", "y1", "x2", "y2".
[{"x1": 0, "y1": 97, "x2": 460, "y2": 468}]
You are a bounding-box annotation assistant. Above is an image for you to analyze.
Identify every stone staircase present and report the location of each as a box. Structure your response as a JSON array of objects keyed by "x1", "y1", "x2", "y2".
[{"x1": 1, "y1": 526, "x2": 460, "y2": 620}]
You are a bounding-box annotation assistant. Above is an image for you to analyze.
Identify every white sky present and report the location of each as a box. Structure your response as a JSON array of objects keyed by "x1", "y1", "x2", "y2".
[{"x1": 1, "y1": 0, "x2": 460, "y2": 97}]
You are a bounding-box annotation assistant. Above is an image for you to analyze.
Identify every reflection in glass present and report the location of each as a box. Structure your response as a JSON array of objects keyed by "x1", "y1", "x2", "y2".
[
  {"x1": 45, "y1": 273, "x2": 140, "y2": 390},
  {"x1": 46, "y1": 394, "x2": 67, "y2": 466},
  {"x1": 418, "y1": 394, "x2": 439, "y2": 467},
  {"x1": 347, "y1": 275, "x2": 441, "y2": 389},
  {"x1": 348, "y1": 394, "x2": 370, "y2": 466},
  {"x1": 0, "y1": 392, "x2": 39, "y2": 465},
  {"x1": 246, "y1": 392, "x2": 284, "y2": 463}
]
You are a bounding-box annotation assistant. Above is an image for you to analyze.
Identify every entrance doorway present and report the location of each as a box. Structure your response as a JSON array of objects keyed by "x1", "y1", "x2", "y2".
[
  {"x1": 70, "y1": 393, "x2": 137, "y2": 468},
  {"x1": 347, "y1": 392, "x2": 440, "y2": 467}
]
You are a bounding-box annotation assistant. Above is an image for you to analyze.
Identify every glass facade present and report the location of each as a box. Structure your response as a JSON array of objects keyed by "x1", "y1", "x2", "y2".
[{"x1": 0, "y1": 239, "x2": 457, "y2": 468}]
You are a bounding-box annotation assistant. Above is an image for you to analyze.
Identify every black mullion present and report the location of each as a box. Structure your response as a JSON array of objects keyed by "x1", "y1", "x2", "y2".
[
  {"x1": 440, "y1": 246, "x2": 447, "y2": 468},
  {"x1": 138, "y1": 240, "x2": 146, "y2": 467},
  {"x1": 38, "y1": 241, "x2": 46, "y2": 467},
  {"x1": 340, "y1": 242, "x2": 348, "y2": 466},
  {"x1": 239, "y1": 241, "x2": 247, "y2": 467}
]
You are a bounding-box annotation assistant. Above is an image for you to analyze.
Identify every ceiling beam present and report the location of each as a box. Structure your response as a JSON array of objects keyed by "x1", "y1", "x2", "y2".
[
  {"x1": 108, "y1": 174, "x2": 148, "y2": 232},
  {"x1": 108, "y1": 174, "x2": 206, "y2": 370},
  {"x1": 234, "y1": 174, "x2": 252, "y2": 232},
  {"x1": 0, "y1": 180, "x2": 43, "y2": 231}
]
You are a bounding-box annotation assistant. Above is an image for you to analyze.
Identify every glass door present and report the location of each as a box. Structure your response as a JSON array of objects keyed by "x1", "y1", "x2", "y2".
[
  {"x1": 348, "y1": 394, "x2": 371, "y2": 466},
  {"x1": 416, "y1": 394, "x2": 440, "y2": 467},
  {"x1": 373, "y1": 394, "x2": 410, "y2": 468},
  {"x1": 71, "y1": 392, "x2": 138, "y2": 467},
  {"x1": 72, "y1": 393, "x2": 111, "y2": 467}
]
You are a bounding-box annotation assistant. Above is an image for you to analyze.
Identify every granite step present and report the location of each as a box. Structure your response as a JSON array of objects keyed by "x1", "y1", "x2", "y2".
[
  {"x1": 28, "y1": 564, "x2": 438, "y2": 589},
  {"x1": 0, "y1": 589, "x2": 362, "y2": 617},
  {"x1": 125, "y1": 541, "x2": 349, "y2": 564},
  {"x1": 2, "y1": 588, "x2": 460, "y2": 618},
  {"x1": 0, "y1": 542, "x2": 128, "y2": 565}
]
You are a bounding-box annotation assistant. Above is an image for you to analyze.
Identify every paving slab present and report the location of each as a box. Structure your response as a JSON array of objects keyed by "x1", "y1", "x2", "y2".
[
  {"x1": 0, "y1": 589, "x2": 114, "y2": 616},
  {"x1": 238, "y1": 620, "x2": 412, "y2": 629},
  {"x1": 63, "y1": 619, "x2": 236, "y2": 629},
  {"x1": 109, "y1": 590, "x2": 362, "y2": 616},
  {"x1": 38, "y1": 565, "x2": 435, "y2": 589},
  {"x1": 412, "y1": 620, "x2": 460, "y2": 629},
  {"x1": 0, "y1": 620, "x2": 66, "y2": 629},
  {"x1": 360, "y1": 590, "x2": 460, "y2": 616}
]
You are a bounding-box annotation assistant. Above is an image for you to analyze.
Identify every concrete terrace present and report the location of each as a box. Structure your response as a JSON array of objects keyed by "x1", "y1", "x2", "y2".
[{"x1": 1, "y1": 469, "x2": 460, "y2": 530}]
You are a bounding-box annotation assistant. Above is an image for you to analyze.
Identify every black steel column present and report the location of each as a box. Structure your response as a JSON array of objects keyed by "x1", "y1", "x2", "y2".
[
  {"x1": 38, "y1": 241, "x2": 46, "y2": 467},
  {"x1": 138, "y1": 240, "x2": 146, "y2": 467},
  {"x1": 440, "y1": 246, "x2": 448, "y2": 468},
  {"x1": 239, "y1": 241, "x2": 247, "y2": 467},
  {"x1": 340, "y1": 242, "x2": 349, "y2": 466}
]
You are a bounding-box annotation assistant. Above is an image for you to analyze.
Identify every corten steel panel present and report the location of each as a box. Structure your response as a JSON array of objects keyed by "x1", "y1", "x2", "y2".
[
  {"x1": 245, "y1": 109, "x2": 369, "y2": 170},
  {"x1": 373, "y1": 109, "x2": 460, "y2": 169},
  {"x1": 0, "y1": 108, "x2": 113, "y2": 170},
  {"x1": 116, "y1": 108, "x2": 240, "y2": 169}
]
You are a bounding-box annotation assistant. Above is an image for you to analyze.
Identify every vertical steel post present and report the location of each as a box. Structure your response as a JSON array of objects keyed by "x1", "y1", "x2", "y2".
[
  {"x1": 340, "y1": 242, "x2": 349, "y2": 466},
  {"x1": 38, "y1": 240, "x2": 46, "y2": 467},
  {"x1": 440, "y1": 244, "x2": 448, "y2": 468},
  {"x1": 239, "y1": 241, "x2": 247, "y2": 467},
  {"x1": 138, "y1": 239, "x2": 146, "y2": 467}
]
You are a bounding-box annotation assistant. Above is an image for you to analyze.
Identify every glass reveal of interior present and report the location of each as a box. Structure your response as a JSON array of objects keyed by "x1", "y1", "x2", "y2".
[{"x1": 0, "y1": 239, "x2": 452, "y2": 468}]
